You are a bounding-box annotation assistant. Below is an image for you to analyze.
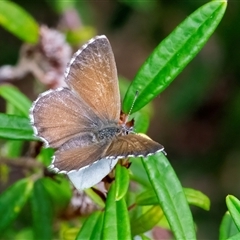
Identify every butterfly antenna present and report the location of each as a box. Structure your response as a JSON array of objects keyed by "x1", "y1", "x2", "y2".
[{"x1": 125, "y1": 90, "x2": 139, "y2": 124}]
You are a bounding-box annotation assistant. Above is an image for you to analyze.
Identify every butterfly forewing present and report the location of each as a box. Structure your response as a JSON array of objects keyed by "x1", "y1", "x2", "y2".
[
  {"x1": 65, "y1": 35, "x2": 120, "y2": 123},
  {"x1": 30, "y1": 88, "x2": 103, "y2": 148}
]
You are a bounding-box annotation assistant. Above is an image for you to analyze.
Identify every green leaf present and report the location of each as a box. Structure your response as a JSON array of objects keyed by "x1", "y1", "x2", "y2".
[
  {"x1": 115, "y1": 164, "x2": 129, "y2": 201},
  {"x1": 90, "y1": 212, "x2": 104, "y2": 240},
  {"x1": 0, "y1": 1, "x2": 39, "y2": 43},
  {"x1": 136, "y1": 189, "x2": 157, "y2": 206},
  {"x1": 36, "y1": 148, "x2": 54, "y2": 167},
  {"x1": 131, "y1": 205, "x2": 164, "y2": 236},
  {"x1": 116, "y1": 197, "x2": 131, "y2": 240},
  {"x1": 2, "y1": 140, "x2": 23, "y2": 158},
  {"x1": 31, "y1": 179, "x2": 53, "y2": 240},
  {"x1": 184, "y1": 188, "x2": 210, "y2": 211},
  {"x1": 102, "y1": 182, "x2": 131, "y2": 240},
  {"x1": 226, "y1": 195, "x2": 240, "y2": 231},
  {"x1": 127, "y1": 192, "x2": 142, "y2": 223},
  {"x1": 6, "y1": 100, "x2": 22, "y2": 116},
  {"x1": 76, "y1": 211, "x2": 102, "y2": 240},
  {"x1": 0, "y1": 85, "x2": 32, "y2": 117},
  {"x1": 0, "y1": 178, "x2": 33, "y2": 232},
  {"x1": 136, "y1": 188, "x2": 210, "y2": 211},
  {"x1": 142, "y1": 153, "x2": 196, "y2": 240},
  {"x1": 102, "y1": 183, "x2": 117, "y2": 240},
  {"x1": 41, "y1": 177, "x2": 71, "y2": 215},
  {"x1": 130, "y1": 158, "x2": 151, "y2": 188},
  {"x1": 15, "y1": 228, "x2": 34, "y2": 240},
  {"x1": 123, "y1": 0, "x2": 227, "y2": 113},
  {"x1": 66, "y1": 27, "x2": 96, "y2": 46},
  {"x1": 0, "y1": 113, "x2": 36, "y2": 140},
  {"x1": 84, "y1": 188, "x2": 105, "y2": 209},
  {"x1": 227, "y1": 233, "x2": 240, "y2": 240},
  {"x1": 2, "y1": 101, "x2": 24, "y2": 157},
  {"x1": 1, "y1": 97, "x2": 27, "y2": 157},
  {"x1": 219, "y1": 212, "x2": 239, "y2": 240}
]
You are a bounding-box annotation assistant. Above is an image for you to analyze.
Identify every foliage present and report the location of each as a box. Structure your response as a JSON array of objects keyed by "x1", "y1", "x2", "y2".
[{"x1": 0, "y1": 0, "x2": 233, "y2": 239}]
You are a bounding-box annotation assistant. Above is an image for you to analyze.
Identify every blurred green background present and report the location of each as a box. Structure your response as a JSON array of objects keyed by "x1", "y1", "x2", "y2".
[{"x1": 0, "y1": 0, "x2": 239, "y2": 239}]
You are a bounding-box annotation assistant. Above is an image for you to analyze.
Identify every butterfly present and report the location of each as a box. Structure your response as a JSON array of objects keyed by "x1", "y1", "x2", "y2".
[{"x1": 30, "y1": 35, "x2": 164, "y2": 190}]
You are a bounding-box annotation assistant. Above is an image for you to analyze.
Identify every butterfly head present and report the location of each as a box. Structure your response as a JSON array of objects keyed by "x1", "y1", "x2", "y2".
[{"x1": 119, "y1": 111, "x2": 135, "y2": 135}]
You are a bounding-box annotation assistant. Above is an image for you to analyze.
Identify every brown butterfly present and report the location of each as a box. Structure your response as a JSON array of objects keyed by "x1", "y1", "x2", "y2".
[{"x1": 30, "y1": 35, "x2": 164, "y2": 190}]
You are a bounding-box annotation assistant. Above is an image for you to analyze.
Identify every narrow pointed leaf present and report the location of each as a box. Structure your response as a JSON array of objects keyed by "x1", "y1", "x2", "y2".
[
  {"x1": 0, "y1": 85, "x2": 32, "y2": 117},
  {"x1": 226, "y1": 195, "x2": 240, "y2": 231},
  {"x1": 3, "y1": 102, "x2": 24, "y2": 158},
  {"x1": 15, "y1": 228, "x2": 34, "y2": 240},
  {"x1": 131, "y1": 205, "x2": 164, "y2": 236},
  {"x1": 102, "y1": 182, "x2": 131, "y2": 240},
  {"x1": 76, "y1": 211, "x2": 102, "y2": 240},
  {"x1": 36, "y1": 148, "x2": 54, "y2": 167},
  {"x1": 91, "y1": 212, "x2": 104, "y2": 240},
  {"x1": 6, "y1": 101, "x2": 21, "y2": 115},
  {"x1": 136, "y1": 189, "x2": 156, "y2": 205},
  {"x1": 123, "y1": 0, "x2": 227, "y2": 113},
  {"x1": 142, "y1": 153, "x2": 196, "y2": 240},
  {"x1": 136, "y1": 188, "x2": 210, "y2": 211},
  {"x1": 0, "y1": 1, "x2": 39, "y2": 43},
  {"x1": 102, "y1": 183, "x2": 117, "y2": 240},
  {"x1": 3, "y1": 140, "x2": 23, "y2": 158},
  {"x1": 184, "y1": 188, "x2": 210, "y2": 211},
  {"x1": 31, "y1": 179, "x2": 53, "y2": 240},
  {"x1": 41, "y1": 178, "x2": 71, "y2": 215},
  {"x1": 116, "y1": 197, "x2": 131, "y2": 240},
  {"x1": 0, "y1": 178, "x2": 33, "y2": 232},
  {"x1": 227, "y1": 233, "x2": 240, "y2": 240},
  {"x1": 84, "y1": 188, "x2": 105, "y2": 208},
  {"x1": 130, "y1": 158, "x2": 151, "y2": 188},
  {"x1": 115, "y1": 164, "x2": 129, "y2": 201},
  {"x1": 219, "y1": 212, "x2": 239, "y2": 240},
  {"x1": 0, "y1": 113, "x2": 36, "y2": 140}
]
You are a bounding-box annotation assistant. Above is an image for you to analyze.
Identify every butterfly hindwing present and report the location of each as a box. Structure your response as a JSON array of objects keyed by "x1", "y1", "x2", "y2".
[{"x1": 103, "y1": 133, "x2": 164, "y2": 159}]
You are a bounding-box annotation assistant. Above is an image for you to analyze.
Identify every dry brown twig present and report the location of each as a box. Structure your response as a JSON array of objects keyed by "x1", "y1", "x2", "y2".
[{"x1": 0, "y1": 25, "x2": 72, "y2": 89}]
